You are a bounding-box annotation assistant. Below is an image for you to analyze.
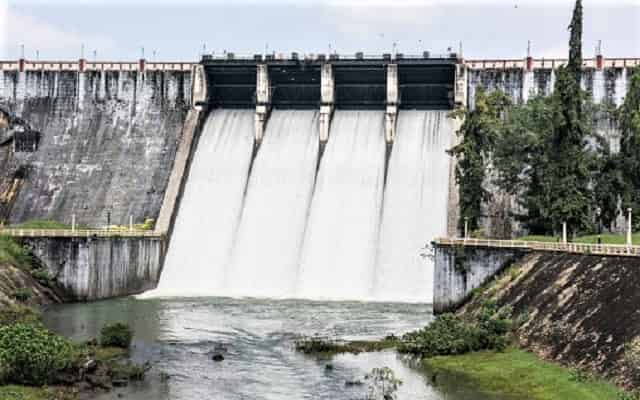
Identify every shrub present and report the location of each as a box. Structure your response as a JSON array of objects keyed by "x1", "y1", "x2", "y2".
[
  {"x1": 30, "y1": 269, "x2": 52, "y2": 286},
  {"x1": 0, "y1": 304, "x2": 40, "y2": 327},
  {"x1": 398, "y1": 302, "x2": 513, "y2": 357},
  {"x1": 11, "y1": 288, "x2": 32, "y2": 302},
  {"x1": 0, "y1": 235, "x2": 32, "y2": 271},
  {"x1": 365, "y1": 367, "x2": 402, "y2": 400},
  {"x1": 100, "y1": 323, "x2": 133, "y2": 349},
  {"x1": 0, "y1": 323, "x2": 75, "y2": 385}
]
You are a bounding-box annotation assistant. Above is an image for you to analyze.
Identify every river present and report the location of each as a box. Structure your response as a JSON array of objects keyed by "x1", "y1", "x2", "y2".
[{"x1": 43, "y1": 297, "x2": 493, "y2": 400}]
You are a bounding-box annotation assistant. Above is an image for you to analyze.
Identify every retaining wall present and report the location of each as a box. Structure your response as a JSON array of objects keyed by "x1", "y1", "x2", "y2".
[
  {"x1": 433, "y1": 243, "x2": 526, "y2": 313},
  {"x1": 23, "y1": 236, "x2": 163, "y2": 301}
]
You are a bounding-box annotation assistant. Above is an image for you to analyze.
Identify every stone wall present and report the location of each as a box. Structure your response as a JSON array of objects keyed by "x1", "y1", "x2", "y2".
[
  {"x1": 23, "y1": 236, "x2": 163, "y2": 301},
  {"x1": 433, "y1": 243, "x2": 526, "y2": 313},
  {"x1": 0, "y1": 68, "x2": 191, "y2": 227}
]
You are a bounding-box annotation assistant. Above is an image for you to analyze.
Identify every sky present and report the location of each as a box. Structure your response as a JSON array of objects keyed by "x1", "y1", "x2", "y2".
[{"x1": 1, "y1": 0, "x2": 638, "y2": 62}]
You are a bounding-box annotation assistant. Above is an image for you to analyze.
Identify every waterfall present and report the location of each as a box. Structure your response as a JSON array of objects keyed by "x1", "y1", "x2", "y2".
[
  {"x1": 225, "y1": 110, "x2": 319, "y2": 298},
  {"x1": 373, "y1": 111, "x2": 453, "y2": 302},
  {"x1": 296, "y1": 111, "x2": 386, "y2": 300},
  {"x1": 145, "y1": 109, "x2": 255, "y2": 297}
]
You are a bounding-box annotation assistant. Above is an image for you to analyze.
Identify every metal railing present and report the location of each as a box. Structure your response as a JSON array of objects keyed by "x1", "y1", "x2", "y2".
[
  {"x1": 0, "y1": 228, "x2": 163, "y2": 239},
  {"x1": 435, "y1": 237, "x2": 640, "y2": 257}
]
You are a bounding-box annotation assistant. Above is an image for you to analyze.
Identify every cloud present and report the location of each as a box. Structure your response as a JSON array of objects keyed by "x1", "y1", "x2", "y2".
[{"x1": 5, "y1": 8, "x2": 116, "y2": 59}]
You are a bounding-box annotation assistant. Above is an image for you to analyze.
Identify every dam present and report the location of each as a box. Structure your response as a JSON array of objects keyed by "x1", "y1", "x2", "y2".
[{"x1": 0, "y1": 53, "x2": 638, "y2": 302}]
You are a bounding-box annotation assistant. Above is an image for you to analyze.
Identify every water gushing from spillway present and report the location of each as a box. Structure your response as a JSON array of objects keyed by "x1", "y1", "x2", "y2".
[
  {"x1": 297, "y1": 111, "x2": 386, "y2": 300},
  {"x1": 373, "y1": 111, "x2": 454, "y2": 302},
  {"x1": 226, "y1": 110, "x2": 319, "y2": 298},
  {"x1": 146, "y1": 109, "x2": 255, "y2": 297},
  {"x1": 146, "y1": 109, "x2": 453, "y2": 303}
]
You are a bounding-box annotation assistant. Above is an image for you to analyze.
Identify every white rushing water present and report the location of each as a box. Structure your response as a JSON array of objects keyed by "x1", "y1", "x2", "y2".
[
  {"x1": 225, "y1": 110, "x2": 319, "y2": 298},
  {"x1": 374, "y1": 111, "x2": 453, "y2": 302},
  {"x1": 297, "y1": 111, "x2": 386, "y2": 300},
  {"x1": 146, "y1": 109, "x2": 454, "y2": 303},
  {"x1": 145, "y1": 109, "x2": 255, "y2": 297}
]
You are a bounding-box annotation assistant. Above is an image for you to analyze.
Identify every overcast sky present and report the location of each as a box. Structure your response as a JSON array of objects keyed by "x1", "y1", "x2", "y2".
[{"x1": 1, "y1": 0, "x2": 638, "y2": 61}]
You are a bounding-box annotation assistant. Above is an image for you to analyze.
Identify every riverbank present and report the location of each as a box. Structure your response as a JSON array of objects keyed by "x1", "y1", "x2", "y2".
[{"x1": 423, "y1": 348, "x2": 624, "y2": 400}]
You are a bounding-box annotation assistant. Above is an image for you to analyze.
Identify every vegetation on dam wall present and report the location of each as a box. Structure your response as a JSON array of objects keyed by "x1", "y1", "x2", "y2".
[
  {"x1": 459, "y1": 251, "x2": 640, "y2": 391},
  {"x1": 0, "y1": 235, "x2": 63, "y2": 307}
]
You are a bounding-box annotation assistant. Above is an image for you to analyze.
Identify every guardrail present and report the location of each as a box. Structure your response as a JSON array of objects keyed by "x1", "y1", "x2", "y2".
[
  {"x1": 435, "y1": 237, "x2": 640, "y2": 257},
  {"x1": 0, "y1": 228, "x2": 164, "y2": 239}
]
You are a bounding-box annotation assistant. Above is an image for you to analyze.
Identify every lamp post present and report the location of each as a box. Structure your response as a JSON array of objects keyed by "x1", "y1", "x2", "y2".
[
  {"x1": 596, "y1": 207, "x2": 602, "y2": 245},
  {"x1": 627, "y1": 208, "x2": 633, "y2": 246},
  {"x1": 464, "y1": 217, "x2": 469, "y2": 239},
  {"x1": 106, "y1": 207, "x2": 112, "y2": 231},
  {"x1": 562, "y1": 222, "x2": 567, "y2": 244}
]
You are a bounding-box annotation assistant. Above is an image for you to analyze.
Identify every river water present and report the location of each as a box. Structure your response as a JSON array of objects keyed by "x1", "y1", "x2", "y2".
[{"x1": 43, "y1": 298, "x2": 493, "y2": 400}]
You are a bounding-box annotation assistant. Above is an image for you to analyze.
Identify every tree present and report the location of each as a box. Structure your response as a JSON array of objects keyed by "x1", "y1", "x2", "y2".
[
  {"x1": 449, "y1": 88, "x2": 510, "y2": 234},
  {"x1": 618, "y1": 67, "x2": 640, "y2": 229},
  {"x1": 493, "y1": 96, "x2": 556, "y2": 234},
  {"x1": 542, "y1": 0, "x2": 593, "y2": 234}
]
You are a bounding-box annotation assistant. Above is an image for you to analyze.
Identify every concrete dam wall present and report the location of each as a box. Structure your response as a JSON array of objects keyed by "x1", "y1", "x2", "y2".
[
  {"x1": 0, "y1": 55, "x2": 636, "y2": 302},
  {"x1": 0, "y1": 63, "x2": 192, "y2": 227}
]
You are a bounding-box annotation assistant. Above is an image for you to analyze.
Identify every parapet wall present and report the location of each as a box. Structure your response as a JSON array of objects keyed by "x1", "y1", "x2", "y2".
[{"x1": 0, "y1": 62, "x2": 192, "y2": 227}]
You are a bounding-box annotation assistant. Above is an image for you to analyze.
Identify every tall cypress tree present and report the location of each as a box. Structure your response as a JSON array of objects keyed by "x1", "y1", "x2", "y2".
[
  {"x1": 568, "y1": 0, "x2": 583, "y2": 87},
  {"x1": 546, "y1": 0, "x2": 592, "y2": 234}
]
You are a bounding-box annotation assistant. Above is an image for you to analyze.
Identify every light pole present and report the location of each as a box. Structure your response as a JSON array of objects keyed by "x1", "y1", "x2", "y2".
[
  {"x1": 464, "y1": 217, "x2": 469, "y2": 239},
  {"x1": 596, "y1": 207, "x2": 602, "y2": 245},
  {"x1": 627, "y1": 208, "x2": 633, "y2": 246},
  {"x1": 562, "y1": 222, "x2": 567, "y2": 244}
]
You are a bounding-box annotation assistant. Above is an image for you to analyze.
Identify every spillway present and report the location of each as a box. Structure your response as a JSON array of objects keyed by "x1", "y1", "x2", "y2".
[
  {"x1": 373, "y1": 111, "x2": 454, "y2": 302},
  {"x1": 147, "y1": 108, "x2": 453, "y2": 303},
  {"x1": 225, "y1": 110, "x2": 319, "y2": 298},
  {"x1": 296, "y1": 111, "x2": 386, "y2": 300},
  {"x1": 147, "y1": 109, "x2": 255, "y2": 297}
]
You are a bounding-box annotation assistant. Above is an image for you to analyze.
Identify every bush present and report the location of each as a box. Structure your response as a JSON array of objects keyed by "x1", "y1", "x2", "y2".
[
  {"x1": 0, "y1": 323, "x2": 75, "y2": 385},
  {"x1": 100, "y1": 323, "x2": 133, "y2": 349},
  {"x1": 30, "y1": 269, "x2": 52, "y2": 286},
  {"x1": 11, "y1": 288, "x2": 32, "y2": 302},
  {"x1": 398, "y1": 302, "x2": 513, "y2": 357},
  {"x1": 0, "y1": 235, "x2": 32, "y2": 271}
]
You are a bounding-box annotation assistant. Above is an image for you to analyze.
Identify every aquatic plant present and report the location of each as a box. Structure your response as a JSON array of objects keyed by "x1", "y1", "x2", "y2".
[{"x1": 100, "y1": 323, "x2": 133, "y2": 349}]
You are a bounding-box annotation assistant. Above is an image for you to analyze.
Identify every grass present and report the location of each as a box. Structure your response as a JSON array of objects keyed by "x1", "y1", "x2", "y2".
[
  {"x1": 423, "y1": 347, "x2": 625, "y2": 400},
  {"x1": 8, "y1": 220, "x2": 74, "y2": 230},
  {"x1": 519, "y1": 233, "x2": 640, "y2": 245}
]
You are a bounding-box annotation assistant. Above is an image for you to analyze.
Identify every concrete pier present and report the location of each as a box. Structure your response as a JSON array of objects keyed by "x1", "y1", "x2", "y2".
[
  {"x1": 255, "y1": 64, "x2": 271, "y2": 144},
  {"x1": 385, "y1": 64, "x2": 398, "y2": 144},
  {"x1": 319, "y1": 63, "x2": 334, "y2": 144}
]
